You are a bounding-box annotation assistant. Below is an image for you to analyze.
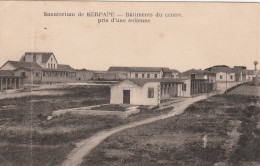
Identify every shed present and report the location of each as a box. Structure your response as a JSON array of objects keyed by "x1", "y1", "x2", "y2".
[{"x1": 110, "y1": 78, "x2": 189, "y2": 106}]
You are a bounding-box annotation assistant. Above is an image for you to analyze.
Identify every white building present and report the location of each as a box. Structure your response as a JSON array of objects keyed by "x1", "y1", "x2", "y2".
[
  {"x1": 108, "y1": 67, "x2": 178, "y2": 79},
  {"x1": 110, "y1": 78, "x2": 190, "y2": 106}
]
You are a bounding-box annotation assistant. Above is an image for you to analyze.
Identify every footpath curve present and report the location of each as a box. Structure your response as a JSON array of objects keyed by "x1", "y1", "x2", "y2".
[{"x1": 62, "y1": 94, "x2": 212, "y2": 166}]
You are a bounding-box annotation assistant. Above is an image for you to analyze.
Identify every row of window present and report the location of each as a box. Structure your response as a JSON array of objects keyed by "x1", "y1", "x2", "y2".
[
  {"x1": 135, "y1": 73, "x2": 158, "y2": 78},
  {"x1": 21, "y1": 71, "x2": 71, "y2": 78},
  {"x1": 219, "y1": 75, "x2": 233, "y2": 80},
  {"x1": 48, "y1": 63, "x2": 56, "y2": 69}
]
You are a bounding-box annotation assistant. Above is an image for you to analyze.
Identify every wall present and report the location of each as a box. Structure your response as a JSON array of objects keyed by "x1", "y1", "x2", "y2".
[
  {"x1": 110, "y1": 80, "x2": 160, "y2": 105},
  {"x1": 207, "y1": 74, "x2": 216, "y2": 83},
  {"x1": 42, "y1": 71, "x2": 76, "y2": 83},
  {"x1": 42, "y1": 76, "x2": 76, "y2": 83},
  {"x1": 93, "y1": 72, "x2": 127, "y2": 80},
  {"x1": 216, "y1": 72, "x2": 235, "y2": 82},
  {"x1": 216, "y1": 81, "x2": 241, "y2": 92},
  {"x1": 177, "y1": 79, "x2": 191, "y2": 97},
  {"x1": 76, "y1": 71, "x2": 94, "y2": 81},
  {"x1": 253, "y1": 77, "x2": 260, "y2": 85},
  {"x1": 129, "y1": 71, "x2": 162, "y2": 79},
  {"x1": 14, "y1": 68, "x2": 42, "y2": 84},
  {"x1": 45, "y1": 54, "x2": 58, "y2": 69},
  {"x1": 25, "y1": 54, "x2": 33, "y2": 62}
]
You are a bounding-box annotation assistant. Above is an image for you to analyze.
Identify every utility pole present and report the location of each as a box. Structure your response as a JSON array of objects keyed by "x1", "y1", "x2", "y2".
[{"x1": 225, "y1": 71, "x2": 227, "y2": 94}]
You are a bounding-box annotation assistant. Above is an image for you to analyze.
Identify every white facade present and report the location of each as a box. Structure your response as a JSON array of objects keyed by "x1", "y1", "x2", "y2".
[
  {"x1": 110, "y1": 80, "x2": 160, "y2": 105},
  {"x1": 216, "y1": 72, "x2": 235, "y2": 82},
  {"x1": 128, "y1": 71, "x2": 163, "y2": 79},
  {"x1": 110, "y1": 79, "x2": 190, "y2": 106},
  {"x1": 45, "y1": 54, "x2": 58, "y2": 69}
]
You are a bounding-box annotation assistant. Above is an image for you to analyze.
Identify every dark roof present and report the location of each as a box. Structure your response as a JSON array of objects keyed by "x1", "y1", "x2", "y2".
[
  {"x1": 57, "y1": 64, "x2": 74, "y2": 72},
  {"x1": 121, "y1": 78, "x2": 187, "y2": 87},
  {"x1": 182, "y1": 69, "x2": 215, "y2": 76},
  {"x1": 22, "y1": 52, "x2": 56, "y2": 63},
  {"x1": 6, "y1": 61, "x2": 42, "y2": 70},
  {"x1": 108, "y1": 67, "x2": 131, "y2": 72},
  {"x1": 170, "y1": 69, "x2": 180, "y2": 73},
  {"x1": 0, "y1": 70, "x2": 14, "y2": 76},
  {"x1": 108, "y1": 66, "x2": 171, "y2": 72},
  {"x1": 205, "y1": 66, "x2": 234, "y2": 73}
]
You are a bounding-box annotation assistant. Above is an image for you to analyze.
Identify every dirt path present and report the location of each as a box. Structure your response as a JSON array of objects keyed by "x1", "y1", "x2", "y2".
[{"x1": 61, "y1": 94, "x2": 212, "y2": 166}]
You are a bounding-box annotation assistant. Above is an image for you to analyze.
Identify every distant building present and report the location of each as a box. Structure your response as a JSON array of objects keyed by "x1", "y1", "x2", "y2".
[
  {"x1": 75, "y1": 69, "x2": 94, "y2": 81},
  {"x1": 108, "y1": 66, "x2": 179, "y2": 79},
  {"x1": 0, "y1": 52, "x2": 76, "y2": 84},
  {"x1": 253, "y1": 71, "x2": 260, "y2": 85},
  {"x1": 110, "y1": 78, "x2": 188, "y2": 106},
  {"x1": 181, "y1": 69, "x2": 217, "y2": 94},
  {"x1": 205, "y1": 65, "x2": 236, "y2": 82},
  {"x1": 20, "y1": 52, "x2": 58, "y2": 69}
]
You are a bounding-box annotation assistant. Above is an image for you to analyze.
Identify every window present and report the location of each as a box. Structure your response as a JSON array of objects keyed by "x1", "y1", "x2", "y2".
[
  {"x1": 54, "y1": 64, "x2": 55, "y2": 69},
  {"x1": 230, "y1": 75, "x2": 233, "y2": 79},
  {"x1": 51, "y1": 64, "x2": 53, "y2": 69},
  {"x1": 21, "y1": 72, "x2": 26, "y2": 77},
  {"x1": 51, "y1": 58, "x2": 53, "y2": 62},
  {"x1": 191, "y1": 74, "x2": 196, "y2": 79},
  {"x1": 36, "y1": 72, "x2": 39, "y2": 77},
  {"x1": 154, "y1": 74, "x2": 157, "y2": 78},
  {"x1": 148, "y1": 88, "x2": 154, "y2": 98},
  {"x1": 142, "y1": 74, "x2": 145, "y2": 78},
  {"x1": 43, "y1": 72, "x2": 45, "y2": 77},
  {"x1": 220, "y1": 75, "x2": 223, "y2": 79},
  {"x1": 48, "y1": 64, "x2": 50, "y2": 68},
  {"x1": 147, "y1": 74, "x2": 150, "y2": 78},
  {"x1": 182, "y1": 84, "x2": 187, "y2": 91},
  {"x1": 135, "y1": 73, "x2": 138, "y2": 78}
]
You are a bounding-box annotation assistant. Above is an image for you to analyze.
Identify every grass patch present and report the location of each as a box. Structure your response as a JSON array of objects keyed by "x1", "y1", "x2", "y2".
[{"x1": 83, "y1": 94, "x2": 260, "y2": 166}]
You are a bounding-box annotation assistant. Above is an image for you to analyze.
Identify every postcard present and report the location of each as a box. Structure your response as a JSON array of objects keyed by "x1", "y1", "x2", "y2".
[{"x1": 0, "y1": 1, "x2": 259, "y2": 166}]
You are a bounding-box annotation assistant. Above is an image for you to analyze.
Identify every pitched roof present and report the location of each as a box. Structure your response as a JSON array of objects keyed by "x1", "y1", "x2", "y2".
[
  {"x1": 108, "y1": 66, "x2": 171, "y2": 72},
  {"x1": 170, "y1": 69, "x2": 180, "y2": 73},
  {"x1": 0, "y1": 70, "x2": 14, "y2": 76},
  {"x1": 23, "y1": 52, "x2": 56, "y2": 63},
  {"x1": 57, "y1": 64, "x2": 74, "y2": 72},
  {"x1": 7, "y1": 61, "x2": 42, "y2": 70},
  {"x1": 120, "y1": 78, "x2": 187, "y2": 87},
  {"x1": 108, "y1": 67, "x2": 131, "y2": 72},
  {"x1": 181, "y1": 69, "x2": 215, "y2": 76},
  {"x1": 205, "y1": 66, "x2": 235, "y2": 73}
]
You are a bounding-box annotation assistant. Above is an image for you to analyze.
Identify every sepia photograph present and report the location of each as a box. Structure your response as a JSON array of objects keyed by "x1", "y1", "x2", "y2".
[{"x1": 0, "y1": 1, "x2": 259, "y2": 166}]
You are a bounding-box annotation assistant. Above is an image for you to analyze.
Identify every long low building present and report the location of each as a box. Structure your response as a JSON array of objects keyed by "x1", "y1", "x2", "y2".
[
  {"x1": 110, "y1": 78, "x2": 190, "y2": 106},
  {"x1": 0, "y1": 52, "x2": 76, "y2": 84}
]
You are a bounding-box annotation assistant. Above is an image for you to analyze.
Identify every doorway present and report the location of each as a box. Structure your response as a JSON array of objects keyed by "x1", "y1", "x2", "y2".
[{"x1": 123, "y1": 90, "x2": 130, "y2": 104}]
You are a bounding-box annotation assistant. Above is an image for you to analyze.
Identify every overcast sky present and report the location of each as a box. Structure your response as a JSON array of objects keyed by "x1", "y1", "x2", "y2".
[{"x1": 0, "y1": 2, "x2": 259, "y2": 72}]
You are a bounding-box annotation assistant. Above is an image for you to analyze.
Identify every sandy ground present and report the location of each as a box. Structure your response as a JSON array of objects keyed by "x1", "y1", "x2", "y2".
[{"x1": 61, "y1": 94, "x2": 213, "y2": 166}]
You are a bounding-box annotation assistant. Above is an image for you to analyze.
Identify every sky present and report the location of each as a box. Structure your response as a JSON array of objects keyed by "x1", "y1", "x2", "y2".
[{"x1": 0, "y1": 1, "x2": 259, "y2": 72}]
